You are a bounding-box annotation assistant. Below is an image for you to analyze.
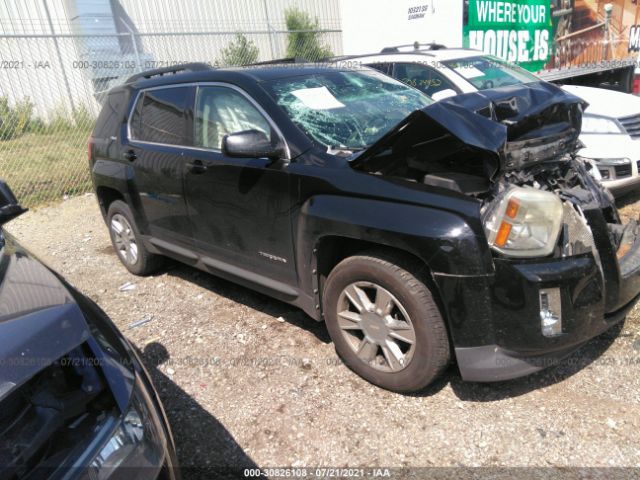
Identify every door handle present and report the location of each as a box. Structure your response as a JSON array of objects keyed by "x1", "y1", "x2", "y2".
[
  {"x1": 123, "y1": 150, "x2": 137, "y2": 162},
  {"x1": 189, "y1": 159, "x2": 207, "y2": 174}
]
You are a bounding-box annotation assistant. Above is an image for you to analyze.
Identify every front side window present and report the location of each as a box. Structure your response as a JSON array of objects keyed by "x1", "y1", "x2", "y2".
[
  {"x1": 194, "y1": 86, "x2": 272, "y2": 150},
  {"x1": 263, "y1": 69, "x2": 432, "y2": 150},
  {"x1": 130, "y1": 87, "x2": 189, "y2": 145},
  {"x1": 442, "y1": 55, "x2": 539, "y2": 91}
]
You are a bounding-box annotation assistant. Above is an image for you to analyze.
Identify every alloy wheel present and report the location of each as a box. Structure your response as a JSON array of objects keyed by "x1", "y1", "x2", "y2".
[
  {"x1": 336, "y1": 281, "x2": 416, "y2": 372},
  {"x1": 110, "y1": 214, "x2": 139, "y2": 266}
]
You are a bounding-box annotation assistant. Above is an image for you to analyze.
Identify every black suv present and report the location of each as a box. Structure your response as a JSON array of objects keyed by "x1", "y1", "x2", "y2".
[{"x1": 89, "y1": 62, "x2": 640, "y2": 392}]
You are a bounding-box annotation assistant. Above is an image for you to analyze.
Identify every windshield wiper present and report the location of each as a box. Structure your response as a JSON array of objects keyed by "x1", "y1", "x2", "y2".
[{"x1": 327, "y1": 145, "x2": 366, "y2": 157}]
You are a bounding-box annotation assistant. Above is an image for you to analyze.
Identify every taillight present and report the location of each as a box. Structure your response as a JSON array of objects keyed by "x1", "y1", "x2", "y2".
[
  {"x1": 88, "y1": 136, "x2": 94, "y2": 163},
  {"x1": 634, "y1": 74, "x2": 640, "y2": 95}
]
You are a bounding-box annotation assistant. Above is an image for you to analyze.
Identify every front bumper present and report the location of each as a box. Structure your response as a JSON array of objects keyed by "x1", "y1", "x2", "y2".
[
  {"x1": 454, "y1": 294, "x2": 636, "y2": 382},
  {"x1": 602, "y1": 174, "x2": 640, "y2": 197},
  {"x1": 435, "y1": 222, "x2": 640, "y2": 382},
  {"x1": 578, "y1": 134, "x2": 640, "y2": 197}
]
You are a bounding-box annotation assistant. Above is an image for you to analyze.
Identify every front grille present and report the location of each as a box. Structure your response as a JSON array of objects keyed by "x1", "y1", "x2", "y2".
[
  {"x1": 615, "y1": 163, "x2": 632, "y2": 178},
  {"x1": 618, "y1": 114, "x2": 640, "y2": 139}
]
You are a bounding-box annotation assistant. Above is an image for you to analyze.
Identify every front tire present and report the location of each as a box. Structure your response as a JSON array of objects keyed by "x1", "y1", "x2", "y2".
[
  {"x1": 323, "y1": 252, "x2": 450, "y2": 392},
  {"x1": 107, "y1": 200, "x2": 164, "y2": 276}
]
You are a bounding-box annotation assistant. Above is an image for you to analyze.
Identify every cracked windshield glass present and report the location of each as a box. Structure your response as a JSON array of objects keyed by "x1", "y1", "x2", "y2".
[{"x1": 263, "y1": 69, "x2": 433, "y2": 152}]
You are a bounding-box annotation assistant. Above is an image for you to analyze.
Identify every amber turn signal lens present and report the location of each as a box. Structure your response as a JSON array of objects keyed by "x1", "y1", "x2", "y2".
[
  {"x1": 495, "y1": 221, "x2": 512, "y2": 247},
  {"x1": 505, "y1": 199, "x2": 519, "y2": 219}
]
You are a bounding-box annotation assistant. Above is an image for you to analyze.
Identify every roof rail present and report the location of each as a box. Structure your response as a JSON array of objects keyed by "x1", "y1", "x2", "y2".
[
  {"x1": 126, "y1": 62, "x2": 213, "y2": 83},
  {"x1": 380, "y1": 42, "x2": 447, "y2": 53},
  {"x1": 248, "y1": 57, "x2": 310, "y2": 66}
]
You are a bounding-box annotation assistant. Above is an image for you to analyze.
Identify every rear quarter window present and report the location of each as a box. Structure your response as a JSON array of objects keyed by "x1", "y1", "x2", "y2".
[
  {"x1": 93, "y1": 91, "x2": 127, "y2": 138},
  {"x1": 130, "y1": 86, "x2": 190, "y2": 145}
]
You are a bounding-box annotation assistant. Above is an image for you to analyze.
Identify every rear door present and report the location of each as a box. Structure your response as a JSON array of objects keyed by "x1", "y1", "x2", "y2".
[
  {"x1": 183, "y1": 84, "x2": 296, "y2": 286},
  {"x1": 125, "y1": 85, "x2": 194, "y2": 246}
]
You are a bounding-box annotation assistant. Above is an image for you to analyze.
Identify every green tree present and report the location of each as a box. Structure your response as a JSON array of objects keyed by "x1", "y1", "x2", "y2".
[
  {"x1": 219, "y1": 33, "x2": 259, "y2": 66},
  {"x1": 0, "y1": 96, "x2": 33, "y2": 141},
  {"x1": 284, "y1": 7, "x2": 333, "y2": 61}
]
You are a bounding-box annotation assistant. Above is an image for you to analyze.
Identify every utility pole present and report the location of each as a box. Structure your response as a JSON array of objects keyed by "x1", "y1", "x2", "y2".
[
  {"x1": 120, "y1": 18, "x2": 142, "y2": 73},
  {"x1": 42, "y1": 0, "x2": 76, "y2": 114},
  {"x1": 603, "y1": 2, "x2": 613, "y2": 60},
  {"x1": 262, "y1": 0, "x2": 276, "y2": 59}
]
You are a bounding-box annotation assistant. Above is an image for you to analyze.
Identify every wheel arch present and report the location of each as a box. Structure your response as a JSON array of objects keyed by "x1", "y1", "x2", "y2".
[
  {"x1": 315, "y1": 236, "x2": 436, "y2": 302},
  {"x1": 314, "y1": 235, "x2": 450, "y2": 332},
  {"x1": 96, "y1": 186, "x2": 124, "y2": 219},
  {"x1": 91, "y1": 160, "x2": 147, "y2": 232}
]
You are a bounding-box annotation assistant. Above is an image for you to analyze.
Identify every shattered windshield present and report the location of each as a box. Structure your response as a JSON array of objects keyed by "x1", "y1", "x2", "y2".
[
  {"x1": 442, "y1": 55, "x2": 539, "y2": 90},
  {"x1": 263, "y1": 69, "x2": 432, "y2": 151}
]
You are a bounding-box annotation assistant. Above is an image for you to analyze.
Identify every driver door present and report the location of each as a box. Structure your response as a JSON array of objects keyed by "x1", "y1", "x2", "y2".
[{"x1": 183, "y1": 84, "x2": 296, "y2": 286}]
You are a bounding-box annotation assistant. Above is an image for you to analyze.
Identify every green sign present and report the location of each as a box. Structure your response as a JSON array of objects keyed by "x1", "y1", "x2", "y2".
[{"x1": 463, "y1": 0, "x2": 553, "y2": 72}]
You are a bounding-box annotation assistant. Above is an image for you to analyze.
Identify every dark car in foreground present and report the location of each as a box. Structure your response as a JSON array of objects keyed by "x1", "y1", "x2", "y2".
[
  {"x1": 89, "y1": 62, "x2": 640, "y2": 392},
  {"x1": 0, "y1": 182, "x2": 178, "y2": 479}
]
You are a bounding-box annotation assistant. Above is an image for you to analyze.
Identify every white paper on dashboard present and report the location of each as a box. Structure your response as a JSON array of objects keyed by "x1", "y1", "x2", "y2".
[
  {"x1": 291, "y1": 86, "x2": 345, "y2": 110},
  {"x1": 454, "y1": 66, "x2": 484, "y2": 79}
]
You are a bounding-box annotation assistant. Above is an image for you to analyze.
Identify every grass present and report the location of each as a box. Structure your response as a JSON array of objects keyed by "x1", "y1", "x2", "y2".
[{"x1": 0, "y1": 130, "x2": 93, "y2": 207}]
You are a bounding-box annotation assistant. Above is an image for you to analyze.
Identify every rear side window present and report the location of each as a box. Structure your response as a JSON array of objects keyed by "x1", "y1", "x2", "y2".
[
  {"x1": 94, "y1": 91, "x2": 126, "y2": 138},
  {"x1": 130, "y1": 87, "x2": 189, "y2": 145}
]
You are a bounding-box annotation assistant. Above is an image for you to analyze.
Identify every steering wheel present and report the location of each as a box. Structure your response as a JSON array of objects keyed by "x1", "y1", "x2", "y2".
[
  {"x1": 345, "y1": 127, "x2": 365, "y2": 148},
  {"x1": 338, "y1": 111, "x2": 370, "y2": 148}
]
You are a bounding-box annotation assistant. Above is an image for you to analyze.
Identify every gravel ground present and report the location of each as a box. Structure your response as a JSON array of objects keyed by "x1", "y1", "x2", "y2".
[{"x1": 7, "y1": 192, "x2": 640, "y2": 476}]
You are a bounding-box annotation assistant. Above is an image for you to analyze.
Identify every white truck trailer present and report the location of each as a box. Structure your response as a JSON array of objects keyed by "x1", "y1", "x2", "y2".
[{"x1": 340, "y1": 0, "x2": 640, "y2": 93}]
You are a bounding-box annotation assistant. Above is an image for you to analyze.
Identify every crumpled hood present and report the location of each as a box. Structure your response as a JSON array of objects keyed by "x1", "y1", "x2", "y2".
[
  {"x1": 0, "y1": 231, "x2": 90, "y2": 399},
  {"x1": 351, "y1": 81, "x2": 586, "y2": 173}
]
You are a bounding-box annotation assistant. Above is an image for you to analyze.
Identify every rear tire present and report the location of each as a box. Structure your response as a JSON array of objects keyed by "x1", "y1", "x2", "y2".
[
  {"x1": 323, "y1": 251, "x2": 450, "y2": 392},
  {"x1": 107, "y1": 200, "x2": 164, "y2": 276}
]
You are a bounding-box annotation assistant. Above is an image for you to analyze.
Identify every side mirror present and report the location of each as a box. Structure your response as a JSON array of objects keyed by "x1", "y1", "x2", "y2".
[
  {"x1": 0, "y1": 181, "x2": 27, "y2": 226},
  {"x1": 222, "y1": 130, "x2": 284, "y2": 160},
  {"x1": 431, "y1": 88, "x2": 457, "y2": 102}
]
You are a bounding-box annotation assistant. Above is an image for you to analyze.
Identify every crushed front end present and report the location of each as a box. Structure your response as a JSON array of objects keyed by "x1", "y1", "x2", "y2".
[
  {"x1": 456, "y1": 157, "x2": 640, "y2": 381},
  {"x1": 352, "y1": 81, "x2": 640, "y2": 381}
]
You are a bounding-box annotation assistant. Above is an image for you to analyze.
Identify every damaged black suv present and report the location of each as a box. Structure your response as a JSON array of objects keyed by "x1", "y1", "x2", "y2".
[{"x1": 89, "y1": 62, "x2": 640, "y2": 392}]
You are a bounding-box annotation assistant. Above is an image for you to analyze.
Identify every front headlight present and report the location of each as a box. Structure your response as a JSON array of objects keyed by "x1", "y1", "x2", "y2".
[
  {"x1": 483, "y1": 186, "x2": 563, "y2": 258},
  {"x1": 581, "y1": 114, "x2": 623, "y2": 134},
  {"x1": 87, "y1": 376, "x2": 166, "y2": 479}
]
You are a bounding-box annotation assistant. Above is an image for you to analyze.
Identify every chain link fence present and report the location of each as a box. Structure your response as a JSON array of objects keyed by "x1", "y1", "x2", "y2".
[{"x1": 0, "y1": 20, "x2": 342, "y2": 206}]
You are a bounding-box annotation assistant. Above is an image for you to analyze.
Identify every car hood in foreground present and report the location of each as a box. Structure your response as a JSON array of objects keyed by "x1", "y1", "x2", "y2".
[
  {"x1": 350, "y1": 81, "x2": 586, "y2": 174},
  {"x1": 0, "y1": 231, "x2": 90, "y2": 399}
]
